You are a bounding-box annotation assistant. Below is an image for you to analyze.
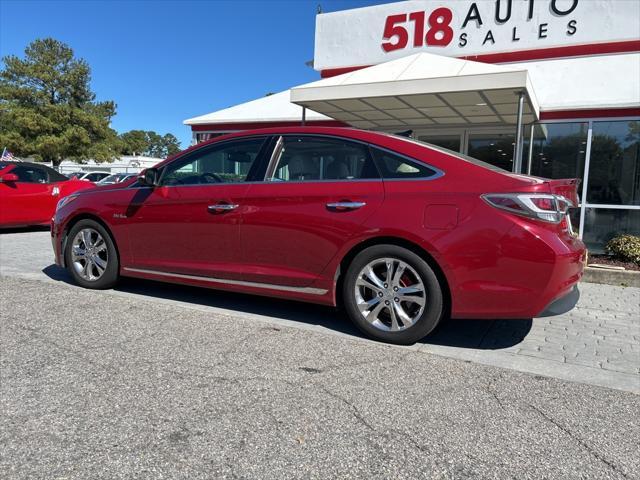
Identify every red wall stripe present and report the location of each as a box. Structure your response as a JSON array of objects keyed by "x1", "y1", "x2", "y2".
[
  {"x1": 539, "y1": 108, "x2": 640, "y2": 120},
  {"x1": 319, "y1": 40, "x2": 640, "y2": 78},
  {"x1": 190, "y1": 108, "x2": 639, "y2": 132}
]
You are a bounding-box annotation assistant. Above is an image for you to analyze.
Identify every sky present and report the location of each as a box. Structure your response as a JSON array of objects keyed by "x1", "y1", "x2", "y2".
[{"x1": 0, "y1": 0, "x2": 387, "y2": 148}]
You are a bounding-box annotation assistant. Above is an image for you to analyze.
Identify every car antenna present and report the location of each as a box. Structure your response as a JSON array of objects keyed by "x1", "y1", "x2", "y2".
[{"x1": 394, "y1": 129, "x2": 413, "y2": 138}]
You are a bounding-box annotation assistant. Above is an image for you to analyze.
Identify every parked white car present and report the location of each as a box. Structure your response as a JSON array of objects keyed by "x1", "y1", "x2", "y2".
[
  {"x1": 96, "y1": 173, "x2": 136, "y2": 185},
  {"x1": 66, "y1": 171, "x2": 111, "y2": 182}
]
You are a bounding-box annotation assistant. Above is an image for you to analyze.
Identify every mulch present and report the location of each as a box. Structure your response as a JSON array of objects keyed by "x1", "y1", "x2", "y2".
[{"x1": 588, "y1": 254, "x2": 640, "y2": 272}]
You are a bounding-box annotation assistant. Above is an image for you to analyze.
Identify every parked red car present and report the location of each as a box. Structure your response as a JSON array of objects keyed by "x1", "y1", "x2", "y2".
[
  {"x1": 0, "y1": 161, "x2": 95, "y2": 228},
  {"x1": 51, "y1": 127, "x2": 586, "y2": 344}
]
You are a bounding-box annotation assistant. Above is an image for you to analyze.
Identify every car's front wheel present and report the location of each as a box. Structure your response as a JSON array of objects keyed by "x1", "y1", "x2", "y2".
[
  {"x1": 342, "y1": 245, "x2": 444, "y2": 345},
  {"x1": 65, "y1": 219, "x2": 119, "y2": 289}
]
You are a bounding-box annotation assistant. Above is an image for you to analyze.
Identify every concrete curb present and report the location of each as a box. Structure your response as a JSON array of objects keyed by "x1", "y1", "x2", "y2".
[{"x1": 583, "y1": 266, "x2": 640, "y2": 288}]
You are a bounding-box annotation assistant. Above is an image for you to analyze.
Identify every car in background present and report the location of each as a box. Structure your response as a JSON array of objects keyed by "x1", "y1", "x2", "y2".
[
  {"x1": 69, "y1": 171, "x2": 111, "y2": 182},
  {"x1": 0, "y1": 161, "x2": 95, "y2": 228},
  {"x1": 96, "y1": 173, "x2": 136, "y2": 185},
  {"x1": 64, "y1": 171, "x2": 85, "y2": 179},
  {"x1": 52, "y1": 127, "x2": 586, "y2": 344}
]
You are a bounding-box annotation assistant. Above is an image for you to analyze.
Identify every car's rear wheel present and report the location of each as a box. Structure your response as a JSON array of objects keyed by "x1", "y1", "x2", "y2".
[
  {"x1": 342, "y1": 245, "x2": 443, "y2": 345},
  {"x1": 65, "y1": 219, "x2": 119, "y2": 289}
]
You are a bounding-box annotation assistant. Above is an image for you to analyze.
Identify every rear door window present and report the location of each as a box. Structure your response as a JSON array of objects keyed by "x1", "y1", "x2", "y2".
[{"x1": 267, "y1": 136, "x2": 379, "y2": 182}]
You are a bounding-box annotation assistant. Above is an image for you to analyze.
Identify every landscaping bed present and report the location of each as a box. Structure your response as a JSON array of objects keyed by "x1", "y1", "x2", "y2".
[{"x1": 588, "y1": 254, "x2": 640, "y2": 272}]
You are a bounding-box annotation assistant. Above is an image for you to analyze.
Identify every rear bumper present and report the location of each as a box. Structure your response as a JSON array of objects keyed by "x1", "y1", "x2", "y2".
[{"x1": 451, "y1": 223, "x2": 586, "y2": 319}]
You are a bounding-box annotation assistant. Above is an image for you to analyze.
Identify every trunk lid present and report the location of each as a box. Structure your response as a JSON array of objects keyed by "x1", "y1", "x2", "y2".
[
  {"x1": 505, "y1": 173, "x2": 580, "y2": 206},
  {"x1": 545, "y1": 178, "x2": 580, "y2": 206}
]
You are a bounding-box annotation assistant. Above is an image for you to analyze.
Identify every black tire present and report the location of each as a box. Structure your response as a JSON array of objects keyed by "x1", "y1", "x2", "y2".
[
  {"x1": 342, "y1": 245, "x2": 444, "y2": 345},
  {"x1": 65, "y1": 219, "x2": 119, "y2": 289}
]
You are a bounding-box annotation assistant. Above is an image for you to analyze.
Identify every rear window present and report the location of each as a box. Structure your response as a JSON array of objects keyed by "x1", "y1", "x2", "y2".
[{"x1": 45, "y1": 167, "x2": 69, "y2": 182}]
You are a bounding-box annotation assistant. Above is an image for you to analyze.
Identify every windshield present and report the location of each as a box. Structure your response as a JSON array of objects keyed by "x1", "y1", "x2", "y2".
[
  {"x1": 382, "y1": 133, "x2": 509, "y2": 173},
  {"x1": 98, "y1": 174, "x2": 118, "y2": 183}
]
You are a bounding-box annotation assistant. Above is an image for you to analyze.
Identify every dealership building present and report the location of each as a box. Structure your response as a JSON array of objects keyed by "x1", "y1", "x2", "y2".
[{"x1": 184, "y1": 0, "x2": 640, "y2": 252}]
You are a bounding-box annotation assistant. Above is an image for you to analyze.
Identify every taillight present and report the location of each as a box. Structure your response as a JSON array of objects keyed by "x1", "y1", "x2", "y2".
[{"x1": 482, "y1": 193, "x2": 573, "y2": 224}]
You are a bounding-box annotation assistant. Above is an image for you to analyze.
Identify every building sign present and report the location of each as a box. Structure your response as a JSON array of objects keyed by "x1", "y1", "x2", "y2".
[{"x1": 314, "y1": 0, "x2": 640, "y2": 71}]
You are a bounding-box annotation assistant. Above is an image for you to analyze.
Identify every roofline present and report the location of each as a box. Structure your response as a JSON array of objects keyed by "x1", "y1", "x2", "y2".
[
  {"x1": 184, "y1": 115, "x2": 331, "y2": 126},
  {"x1": 189, "y1": 120, "x2": 348, "y2": 132},
  {"x1": 154, "y1": 126, "x2": 380, "y2": 170}
]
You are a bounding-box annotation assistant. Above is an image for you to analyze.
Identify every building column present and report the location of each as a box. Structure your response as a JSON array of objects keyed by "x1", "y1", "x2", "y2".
[{"x1": 513, "y1": 91, "x2": 525, "y2": 173}]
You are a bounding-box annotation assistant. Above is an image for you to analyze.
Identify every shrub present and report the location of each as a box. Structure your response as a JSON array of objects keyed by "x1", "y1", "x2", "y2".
[{"x1": 605, "y1": 234, "x2": 640, "y2": 265}]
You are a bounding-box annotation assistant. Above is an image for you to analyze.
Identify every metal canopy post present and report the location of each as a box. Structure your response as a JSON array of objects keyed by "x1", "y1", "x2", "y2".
[
  {"x1": 301, "y1": 106, "x2": 306, "y2": 126},
  {"x1": 513, "y1": 91, "x2": 525, "y2": 173}
]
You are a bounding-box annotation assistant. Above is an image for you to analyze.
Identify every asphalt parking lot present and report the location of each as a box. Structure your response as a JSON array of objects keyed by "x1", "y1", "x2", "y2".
[{"x1": 1, "y1": 229, "x2": 639, "y2": 479}]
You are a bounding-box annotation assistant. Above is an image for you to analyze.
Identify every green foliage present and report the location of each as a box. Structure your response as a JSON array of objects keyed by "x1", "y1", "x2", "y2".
[
  {"x1": 0, "y1": 38, "x2": 121, "y2": 165},
  {"x1": 605, "y1": 235, "x2": 640, "y2": 265},
  {"x1": 119, "y1": 129, "x2": 181, "y2": 158}
]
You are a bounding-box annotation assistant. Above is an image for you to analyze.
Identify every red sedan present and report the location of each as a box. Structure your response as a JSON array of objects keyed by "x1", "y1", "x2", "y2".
[
  {"x1": 52, "y1": 128, "x2": 586, "y2": 344},
  {"x1": 0, "y1": 161, "x2": 95, "y2": 228}
]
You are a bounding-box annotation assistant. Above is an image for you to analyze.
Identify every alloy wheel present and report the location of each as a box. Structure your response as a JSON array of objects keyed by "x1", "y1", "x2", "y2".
[
  {"x1": 354, "y1": 257, "x2": 426, "y2": 332},
  {"x1": 71, "y1": 228, "x2": 109, "y2": 281}
]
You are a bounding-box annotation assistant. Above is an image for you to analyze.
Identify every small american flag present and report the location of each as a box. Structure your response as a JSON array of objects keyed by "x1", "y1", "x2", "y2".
[{"x1": 1, "y1": 149, "x2": 14, "y2": 161}]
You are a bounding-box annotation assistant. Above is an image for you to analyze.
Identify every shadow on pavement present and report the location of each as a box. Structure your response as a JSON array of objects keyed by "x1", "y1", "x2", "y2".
[
  {"x1": 1, "y1": 225, "x2": 50, "y2": 234},
  {"x1": 42, "y1": 264, "x2": 531, "y2": 350}
]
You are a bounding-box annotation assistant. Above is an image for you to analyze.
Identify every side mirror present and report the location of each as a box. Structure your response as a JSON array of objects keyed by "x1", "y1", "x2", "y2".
[
  {"x1": 138, "y1": 168, "x2": 160, "y2": 187},
  {"x1": 0, "y1": 173, "x2": 19, "y2": 183}
]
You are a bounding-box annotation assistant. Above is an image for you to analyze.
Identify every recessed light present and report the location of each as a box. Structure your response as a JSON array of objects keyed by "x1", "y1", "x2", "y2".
[{"x1": 475, "y1": 103, "x2": 487, "y2": 106}]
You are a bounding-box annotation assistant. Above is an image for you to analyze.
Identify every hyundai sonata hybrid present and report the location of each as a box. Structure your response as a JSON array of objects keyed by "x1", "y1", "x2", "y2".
[{"x1": 51, "y1": 127, "x2": 586, "y2": 344}]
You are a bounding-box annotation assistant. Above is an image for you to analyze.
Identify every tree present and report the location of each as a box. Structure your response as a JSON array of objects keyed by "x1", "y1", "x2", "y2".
[
  {"x1": 119, "y1": 130, "x2": 181, "y2": 158},
  {"x1": 120, "y1": 130, "x2": 148, "y2": 156},
  {"x1": 0, "y1": 38, "x2": 121, "y2": 166},
  {"x1": 157, "y1": 133, "x2": 181, "y2": 158}
]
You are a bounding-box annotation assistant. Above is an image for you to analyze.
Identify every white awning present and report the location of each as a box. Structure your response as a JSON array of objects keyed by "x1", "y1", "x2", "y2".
[
  {"x1": 184, "y1": 90, "x2": 331, "y2": 126},
  {"x1": 290, "y1": 52, "x2": 540, "y2": 129}
]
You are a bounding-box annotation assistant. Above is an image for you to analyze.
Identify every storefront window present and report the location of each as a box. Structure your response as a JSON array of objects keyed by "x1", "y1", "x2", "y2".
[
  {"x1": 529, "y1": 123, "x2": 588, "y2": 184},
  {"x1": 418, "y1": 135, "x2": 461, "y2": 153},
  {"x1": 467, "y1": 133, "x2": 515, "y2": 171},
  {"x1": 586, "y1": 120, "x2": 640, "y2": 206},
  {"x1": 581, "y1": 208, "x2": 640, "y2": 253}
]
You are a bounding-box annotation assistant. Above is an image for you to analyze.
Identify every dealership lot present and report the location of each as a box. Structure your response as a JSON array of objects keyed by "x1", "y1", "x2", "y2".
[{"x1": 1, "y1": 229, "x2": 639, "y2": 478}]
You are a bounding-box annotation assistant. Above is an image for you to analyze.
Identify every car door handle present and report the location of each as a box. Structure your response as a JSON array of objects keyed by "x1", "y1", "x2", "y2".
[
  {"x1": 208, "y1": 203, "x2": 239, "y2": 213},
  {"x1": 326, "y1": 201, "x2": 366, "y2": 211}
]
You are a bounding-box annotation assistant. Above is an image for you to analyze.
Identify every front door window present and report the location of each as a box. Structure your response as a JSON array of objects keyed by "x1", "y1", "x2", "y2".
[{"x1": 161, "y1": 138, "x2": 266, "y2": 185}]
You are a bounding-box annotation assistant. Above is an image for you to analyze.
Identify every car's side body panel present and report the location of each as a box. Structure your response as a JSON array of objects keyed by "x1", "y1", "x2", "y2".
[
  {"x1": 240, "y1": 180, "x2": 385, "y2": 287},
  {"x1": 125, "y1": 184, "x2": 250, "y2": 280}
]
